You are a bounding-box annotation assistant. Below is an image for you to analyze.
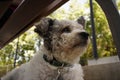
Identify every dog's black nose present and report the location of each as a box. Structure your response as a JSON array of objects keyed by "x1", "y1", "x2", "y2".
[{"x1": 78, "y1": 32, "x2": 89, "y2": 40}]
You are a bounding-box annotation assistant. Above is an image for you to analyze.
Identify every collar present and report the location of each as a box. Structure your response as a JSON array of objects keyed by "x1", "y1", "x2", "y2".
[{"x1": 43, "y1": 54, "x2": 71, "y2": 67}]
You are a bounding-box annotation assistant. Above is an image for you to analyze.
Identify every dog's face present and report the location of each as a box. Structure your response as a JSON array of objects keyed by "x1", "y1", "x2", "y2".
[{"x1": 34, "y1": 17, "x2": 89, "y2": 64}]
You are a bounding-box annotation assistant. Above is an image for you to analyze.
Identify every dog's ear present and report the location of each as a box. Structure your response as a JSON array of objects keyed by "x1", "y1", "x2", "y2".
[
  {"x1": 34, "y1": 18, "x2": 54, "y2": 51},
  {"x1": 77, "y1": 16, "x2": 86, "y2": 29},
  {"x1": 34, "y1": 17, "x2": 54, "y2": 38}
]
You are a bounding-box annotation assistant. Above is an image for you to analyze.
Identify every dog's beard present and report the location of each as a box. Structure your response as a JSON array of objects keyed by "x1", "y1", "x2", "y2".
[
  {"x1": 72, "y1": 39, "x2": 88, "y2": 48},
  {"x1": 51, "y1": 41, "x2": 88, "y2": 64}
]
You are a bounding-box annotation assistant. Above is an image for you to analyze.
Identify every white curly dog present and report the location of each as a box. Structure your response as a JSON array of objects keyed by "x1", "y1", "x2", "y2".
[{"x1": 1, "y1": 16, "x2": 89, "y2": 80}]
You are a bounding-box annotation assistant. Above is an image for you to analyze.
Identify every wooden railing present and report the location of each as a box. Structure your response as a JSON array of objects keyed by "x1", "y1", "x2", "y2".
[{"x1": 83, "y1": 62, "x2": 120, "y2": 80}]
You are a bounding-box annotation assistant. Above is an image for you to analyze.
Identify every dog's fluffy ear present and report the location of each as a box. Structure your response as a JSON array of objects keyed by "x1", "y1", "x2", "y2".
[
  {"x1": 34, "y1": 18, "x2": 54, "y2": 51},
  {"x1": 77, "y1": 16, "x2": 86, "y2": 29},
  {"x1": 34, "y1": 17, "x2": 54, "y2": 37}
]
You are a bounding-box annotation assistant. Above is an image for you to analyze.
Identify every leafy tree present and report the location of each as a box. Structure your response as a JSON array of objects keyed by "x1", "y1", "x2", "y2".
[
  {"x1": 117, "y1": 0, "x2": 120, "y2": 10},
  {"x1": 0, "y1": 27, "x2": 37, "y2": 67},
  {"x1": 84, "y1": 1, "x2": 117, "y2": 59}
]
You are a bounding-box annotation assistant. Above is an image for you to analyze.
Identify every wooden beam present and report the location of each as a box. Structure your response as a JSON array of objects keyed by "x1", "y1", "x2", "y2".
[
  {"x1": 83, "y1": 62, "x2": 120, "y2": 80},
  {"x1": 0, "y1": 0, "x2": 69, "y2": 49},
  {"x1": 0, "y1": 1, "x2": 12, "y2": 21},
  {"x1": 96, "y1": 0, "x2": 120, "y2": 58}
]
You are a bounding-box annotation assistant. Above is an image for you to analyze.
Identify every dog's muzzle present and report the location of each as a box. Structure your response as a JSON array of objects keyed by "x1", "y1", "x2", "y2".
[{"x1": 73, "y1": 32, "x2": 89, "y2": 47}]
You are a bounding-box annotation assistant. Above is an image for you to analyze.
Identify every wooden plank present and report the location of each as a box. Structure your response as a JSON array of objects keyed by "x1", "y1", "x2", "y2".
[
  {"x1": 11, "y1": 0, "x2": 69, "y2": 40},
  {"x1": 0, "y1": 1, "x2": 12, "y2": 21},
  {"x1": 83, "y1": 62, "x2": 120, "y2": 80},
  {"x1": 0, "y1": 0, "x2": 69, "y2": 49},
  {"x1": 96, "y1": 0, "x2": 120, "y2": 58}
]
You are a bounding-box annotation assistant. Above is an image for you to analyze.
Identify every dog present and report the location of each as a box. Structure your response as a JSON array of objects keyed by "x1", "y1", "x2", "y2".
[{"x1": 1, "y1": 16, "x2": 89, "y2": 80}]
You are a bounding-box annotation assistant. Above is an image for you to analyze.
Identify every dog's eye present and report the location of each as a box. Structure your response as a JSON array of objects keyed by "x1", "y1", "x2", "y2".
[{"x1": 62, "y1": 27, "x2": 71, "y2": 33}]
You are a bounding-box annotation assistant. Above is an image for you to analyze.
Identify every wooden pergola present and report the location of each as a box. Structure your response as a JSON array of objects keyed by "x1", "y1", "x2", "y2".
[{"x1": 0, "y1": 0, "x2": 120, "y2": 80}]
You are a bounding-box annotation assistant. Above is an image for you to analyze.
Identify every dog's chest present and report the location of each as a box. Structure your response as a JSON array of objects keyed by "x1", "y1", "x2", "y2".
[
  {"x1": 26, "y1": 54, "x2": 83, "y2": 80},
  {"x1": 32, "y1": 66, "x2": 72, "y2": 80},
  {"x1": 38, "y1": 67, "x2": 70, "y2": 80},
  {"x1": 21, "y1": 62, "x2": 83, "y2": 80},
  {"x1": 38, "y1": 66, "x2": 81, "y2": 80}
]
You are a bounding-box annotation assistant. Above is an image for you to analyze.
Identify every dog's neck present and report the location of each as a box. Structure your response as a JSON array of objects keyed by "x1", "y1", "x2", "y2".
[
  {"x1": 43, "y1": 54, "x2": 71, "y2": 67},
  {"x1": 40, "y1": 45, "x2": 72, "y2": 67}
]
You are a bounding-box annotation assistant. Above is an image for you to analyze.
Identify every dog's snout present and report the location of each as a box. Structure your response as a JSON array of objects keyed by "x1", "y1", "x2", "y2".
[{"x1": 78, "y1": 32, "x2": 89, "y2": 40}]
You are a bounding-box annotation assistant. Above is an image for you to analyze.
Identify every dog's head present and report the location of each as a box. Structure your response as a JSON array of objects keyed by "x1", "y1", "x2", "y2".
[{"x1": 34, "y1": 16, "x2": 89, "y2": 64}]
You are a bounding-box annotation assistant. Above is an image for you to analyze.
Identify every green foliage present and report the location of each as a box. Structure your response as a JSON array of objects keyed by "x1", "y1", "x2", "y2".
[
  {"x1": 117, "y1": 0, "x2": 120, "y2": 10},
  {"x1": 0, "y1": 65, "x2": 13, "y2": 77},
  {"x1": 0, "y1": 66, "x2": 7, "y2": 77},
  {"x1": 87, "y1": 1, "x2": 117, "y2": 58},
  {"x1": 0, "y1": 27, "x2": 37, "y2": 67},
  {"x1": 49, "y1": 0, "x2": 86, "y2": 20}
]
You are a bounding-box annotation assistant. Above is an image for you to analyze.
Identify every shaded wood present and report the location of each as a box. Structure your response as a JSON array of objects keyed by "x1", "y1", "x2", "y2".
[
  {"x1": 0, "y1": 0, "x2": 68, "y2": 49},
  {"x1": 0, "y1": 1, "x2": 12, "y2": 21},
  {"x1": 83, "y1": 62, "x2": 120, "y2": 80}
]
